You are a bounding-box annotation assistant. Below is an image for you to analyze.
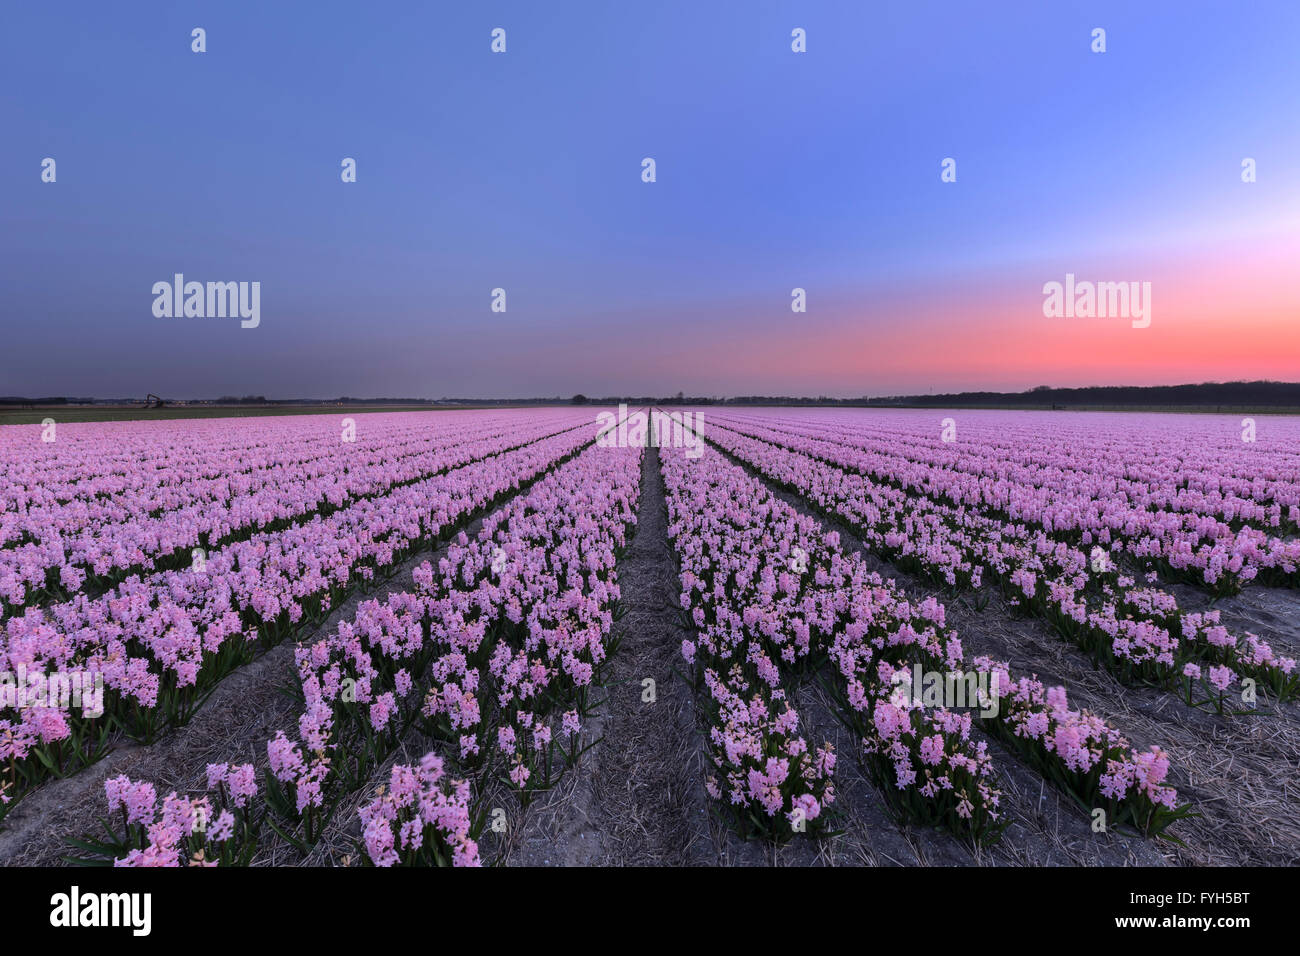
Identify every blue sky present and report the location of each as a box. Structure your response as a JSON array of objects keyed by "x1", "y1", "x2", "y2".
[{"x1": 2, "y1": 1, "x2": 1298, "y2": 398}]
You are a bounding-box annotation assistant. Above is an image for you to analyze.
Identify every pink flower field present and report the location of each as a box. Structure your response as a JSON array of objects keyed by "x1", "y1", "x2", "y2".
[{"x1": 2, "y1": 406, "x2": 1296, "y2": 870}]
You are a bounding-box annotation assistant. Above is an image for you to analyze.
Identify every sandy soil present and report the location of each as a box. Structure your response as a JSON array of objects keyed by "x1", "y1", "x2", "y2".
[{"x1": 504, "y1": 446, "x2": 714, "y2": 865}]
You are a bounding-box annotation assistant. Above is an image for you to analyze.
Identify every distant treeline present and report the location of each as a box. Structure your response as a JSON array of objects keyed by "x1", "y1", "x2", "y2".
[
  {"x1": 856, "y1": 381, "x2": 1300, "y2": 408},
  {"x1": 579, "y1": 381, "x2": 1300, "y2": 408},
  {"x1": 6, "y1": 381, "x2": 1298, "y2": 409},
  {"x1": 0, "y1": 396, "x2": 90, "y2": 406}
]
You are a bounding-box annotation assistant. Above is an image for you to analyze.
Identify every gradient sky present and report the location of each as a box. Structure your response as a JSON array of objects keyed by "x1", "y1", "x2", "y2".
[{"x1": 2, "y1": 1, "x2": 1298, "y2": 399}]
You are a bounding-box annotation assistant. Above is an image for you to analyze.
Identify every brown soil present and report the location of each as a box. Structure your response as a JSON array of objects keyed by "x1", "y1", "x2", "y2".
[{"x1": 504, "y1": 446, "x2": 714, "y2": 865}]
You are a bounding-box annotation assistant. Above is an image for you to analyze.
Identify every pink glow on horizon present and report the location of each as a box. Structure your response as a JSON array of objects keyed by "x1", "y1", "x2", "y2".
[{"x1": 631, "y1": 239, "x2": 1300, "y2": 395}]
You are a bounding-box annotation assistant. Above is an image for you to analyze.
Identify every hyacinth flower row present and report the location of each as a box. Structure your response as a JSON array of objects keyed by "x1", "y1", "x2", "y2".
[
  {"x1": 0, "y1": 411, "x2": 572, "y2": 547},
  {"x1": 713, "y1": 409, "x2": 1300, "y2": 541},
  {"x1": 68, "y1": 757, "x2": 479, "y2": 868},
  {"x1": 85, "y1": 438, "x2": 643, "y2": 865},
  {"x1": 0, "y1": 411, "x2": 474, "y2": 542},
  {"x1": 702, "y1": 418, "x2": 1296, "y2": 704},
  {"x1": 0, "y1": 412, "x2": 593, "y2": 617},
  {"x1": 0, "y1": 422, "x2": 596, "y2": 820},
  {"x1": 660, "y1": 440, "x2": 1187, "y2": 839},
  {"x1": 708, "y1": 418, "x2": 1296, "y2": 699},
  {"x1": 660, "y1": 443, "x2": 1003, "y2": 841},
  {"x1": 0, "y1": 410, "x2": 501, "y2": 586},
  {"x1": 727, "y1": 411, "x2": 1300, "y2": 593},
  {"x1": 661, "y1": 445, "x2": 838, "y2": 839},
  {"x1": 713, "y1": 416, "x2": 1298, "y2": 696},
  {"x1": 247, "y1": 438, "x2": 644, "y2": 864},
  {"x1": 706, "y1": 417, "x2": 1237, "y2": 624},
  {"x1": 711, "y1": 411, "x2": 1300, "y2": 594},
  {"x1": 67, "y1": 768, "x2": 262, "y2": 867},
  {"x1": 265, "y1": 441, "x2": 639, "y2": 853}
]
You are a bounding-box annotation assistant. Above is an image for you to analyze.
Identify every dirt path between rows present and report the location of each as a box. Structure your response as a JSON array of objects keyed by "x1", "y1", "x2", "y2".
[{"x1": 506, "y1": 445, "x2": 714, "y2": 865}]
